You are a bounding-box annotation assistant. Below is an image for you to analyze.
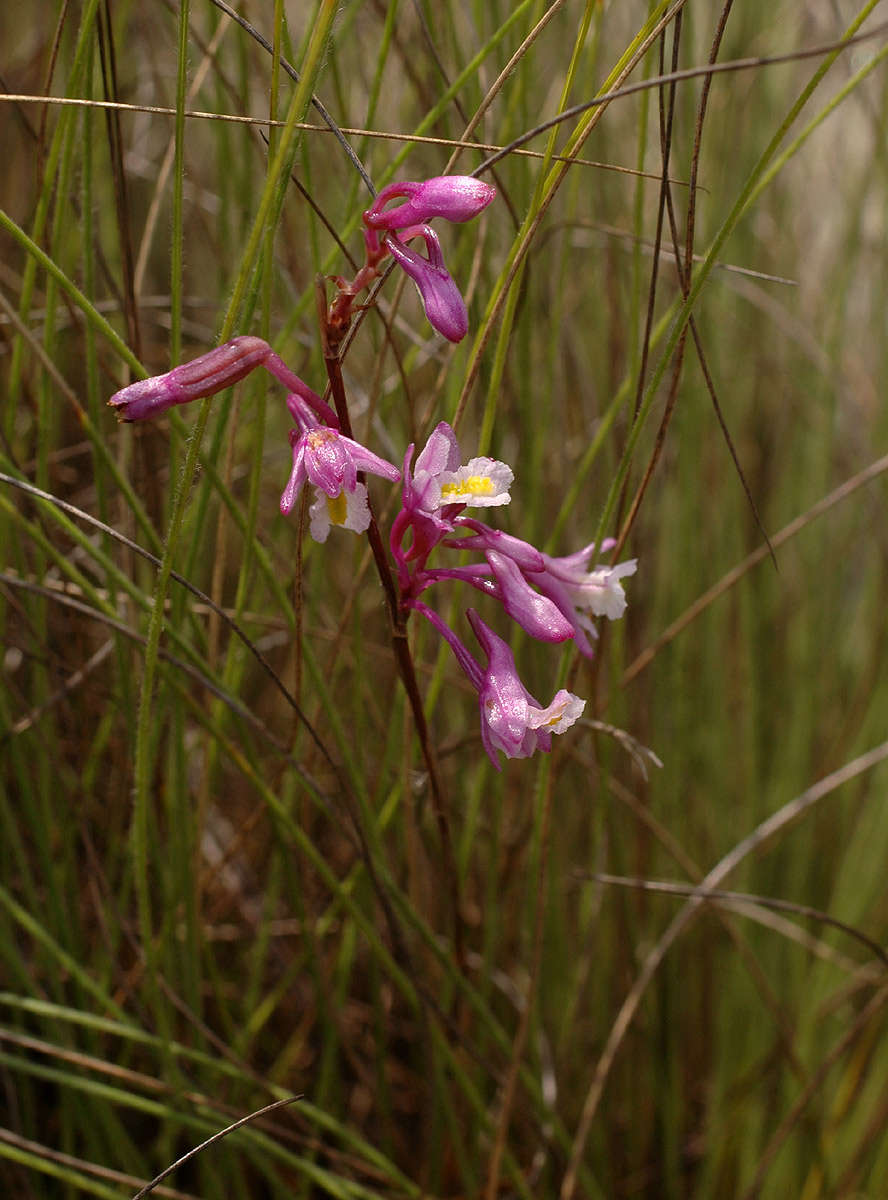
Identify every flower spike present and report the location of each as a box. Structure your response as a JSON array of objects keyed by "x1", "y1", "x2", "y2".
[{"x1": 103, "y1": 175, "x2": 637, "y2": 770}]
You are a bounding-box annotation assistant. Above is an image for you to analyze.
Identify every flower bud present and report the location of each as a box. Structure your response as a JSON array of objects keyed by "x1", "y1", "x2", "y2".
[
  {"x1": 386, "y1": 226, "x2": 468, "y2": 343},
  {"x1": 108, "y1": 337, "x2": 269, "y2": 421},
  {"x1": 364, "y1": 176, "x2": 496, "y2": 231}
]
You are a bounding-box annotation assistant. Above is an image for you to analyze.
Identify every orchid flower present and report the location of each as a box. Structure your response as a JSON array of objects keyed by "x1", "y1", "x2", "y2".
[
  {"x1": 280, "y1": 395, "x2": 400, "y2": 539},
  {"x1": 392, "y1": 422, "x2": 513, "y2": 573},
  {"x1": 108, "y1": 339, "x2": 400, "y2": 543},
  {"x1": 411, "y1": 602, "x2": 585, "y2": 768},
  {"x1": 335, "y1": 176, "x2": 495, "y2": 342},
  {"x1": 403, "y1": 422, "x2": 513, "y2": 518},
  {"x1": 466, "y1": 610, "x2": 585, "y2": 768}
]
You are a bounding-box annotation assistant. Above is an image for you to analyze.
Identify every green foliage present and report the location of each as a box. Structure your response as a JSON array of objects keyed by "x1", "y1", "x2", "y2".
[{"x1": 1, "y1": 2, "x2": 887, "y2": 1196}]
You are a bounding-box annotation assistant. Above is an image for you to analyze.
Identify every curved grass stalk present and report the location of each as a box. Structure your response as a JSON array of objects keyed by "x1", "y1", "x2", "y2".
[{"x1": 560, "y1": 734, "x2": 888, "y2": 1200}]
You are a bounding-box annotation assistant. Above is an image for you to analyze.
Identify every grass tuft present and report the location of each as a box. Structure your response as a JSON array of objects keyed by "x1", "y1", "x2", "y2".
[{"x1": 1, "y1": 3, "x2": 887, "y2": 1195}]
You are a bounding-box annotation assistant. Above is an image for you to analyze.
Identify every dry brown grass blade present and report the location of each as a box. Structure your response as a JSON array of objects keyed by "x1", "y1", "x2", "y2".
[
  {"x1": 0, "y1": 93, "x2": 688, "y2": 183},
  {"x1": 582, "y1": 875, "x2": 888, "y2": 971},
  {"x1": 129, "y1": 1096, "x2": 301, "y2": 1200}
]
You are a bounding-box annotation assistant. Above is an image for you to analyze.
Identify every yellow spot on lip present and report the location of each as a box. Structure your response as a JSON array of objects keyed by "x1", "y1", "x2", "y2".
[
  {"x1": 441, "y1": 475, "x2": 494, "y2": 499},
  {"x1": 327, "y1": 492, "x2": 348, "y2": 526}
]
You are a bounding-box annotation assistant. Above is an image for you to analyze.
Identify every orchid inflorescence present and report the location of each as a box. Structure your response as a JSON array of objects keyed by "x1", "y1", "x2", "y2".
[{"x1": 108, "y1": 175, "x2": 636, "y2": 767}]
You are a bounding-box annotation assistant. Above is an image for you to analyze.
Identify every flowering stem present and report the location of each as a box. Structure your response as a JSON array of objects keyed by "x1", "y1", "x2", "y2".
[
  {"x1": 316, "y1": 280, "x2": 466, "y2": 968},
  {"x1": 315, "y1": 277, "x2": 399, "y2": 627},
  {"x1": 484, "y1": 758, "x2": 555, "y2": 1200}
]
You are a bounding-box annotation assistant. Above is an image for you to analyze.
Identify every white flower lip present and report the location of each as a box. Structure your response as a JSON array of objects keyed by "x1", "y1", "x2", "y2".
[
  {"x1": 434, "y1": 457, "x2": 514, "y2": 508},
  {"x1": 308, "y1": 484, "x2": 371, "y2": 543},
  {"x1": 565, "y1": 559, "x2": 638, "y2": 620},
  {"x1": 526, "y1": 691, "x2": 586, "y2": 734}
]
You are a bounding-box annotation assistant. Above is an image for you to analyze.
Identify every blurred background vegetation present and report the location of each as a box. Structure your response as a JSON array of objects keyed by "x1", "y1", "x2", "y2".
[{"x1": 1, "y1": 1, "x2": 888, "y2": 1196}]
